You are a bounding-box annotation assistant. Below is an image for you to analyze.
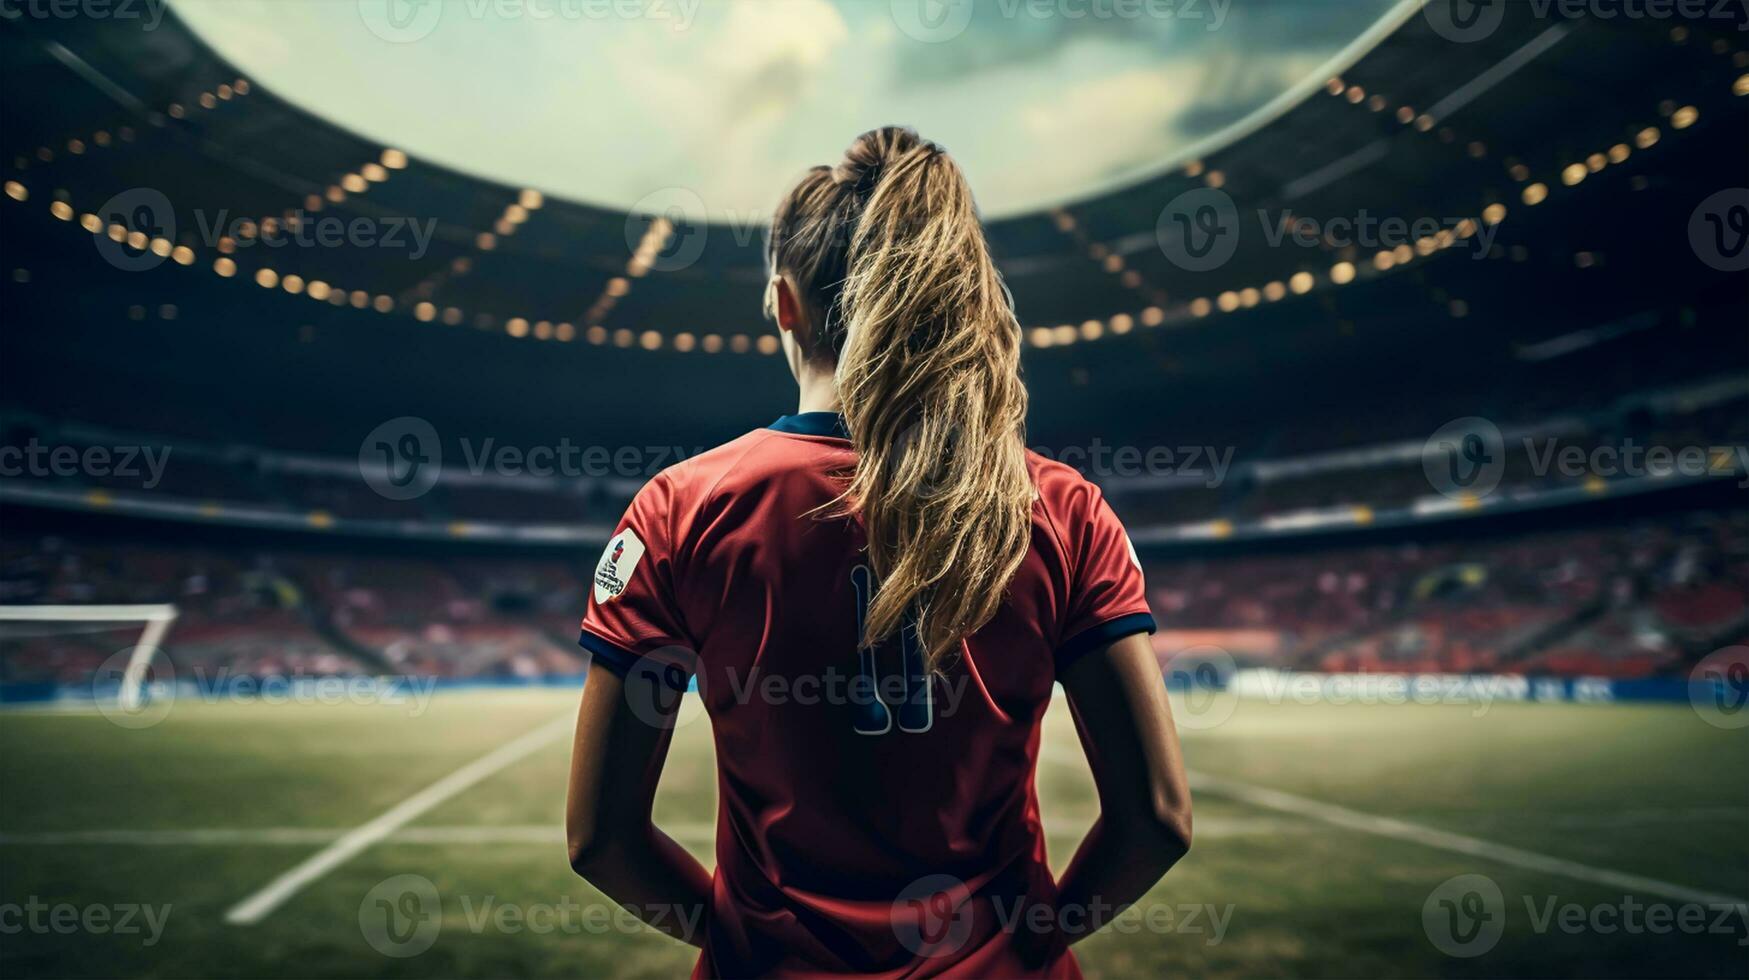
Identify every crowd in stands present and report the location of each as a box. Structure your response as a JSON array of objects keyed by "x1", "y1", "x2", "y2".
[
  {"x1": 1112, "y1": 387, "x2": 1747, "y2": 524},
  {"x1": 0, "y1": 538, "x2": 587, "y2": 686},
  {"x1": 1147, "y1": 509, "x2": 1748, "y2": 678},
  {"x1": 2, "y1": 508, "x2": 1742, "y2": 689}
]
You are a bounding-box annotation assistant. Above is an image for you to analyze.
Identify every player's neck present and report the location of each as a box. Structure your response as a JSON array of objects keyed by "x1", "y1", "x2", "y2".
[{"x1": 794, "y1": 368, "x2": 841, "y2": 416}]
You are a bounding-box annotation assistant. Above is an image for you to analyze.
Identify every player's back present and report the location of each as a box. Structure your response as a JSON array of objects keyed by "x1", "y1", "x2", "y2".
[{"x1": 580, "y1": 412, "x2": 1154, "y2": 978}]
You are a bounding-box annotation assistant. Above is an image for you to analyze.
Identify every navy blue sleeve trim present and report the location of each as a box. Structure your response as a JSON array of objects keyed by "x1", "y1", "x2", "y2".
[
  {"x1": 578, "y1": 629, "x2": 641, "y2": 676},
  {"x1": 577, "y1": 629, "x2": 692, "y2": 690},
  {"x1": 1055, "y1": 612, "x2": 1157, "y2": 676}
]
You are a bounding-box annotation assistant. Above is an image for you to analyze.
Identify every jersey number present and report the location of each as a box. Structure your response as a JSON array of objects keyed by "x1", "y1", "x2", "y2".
[{"x1": 850, "y1": 565, "x2": 933, "y2": 735}]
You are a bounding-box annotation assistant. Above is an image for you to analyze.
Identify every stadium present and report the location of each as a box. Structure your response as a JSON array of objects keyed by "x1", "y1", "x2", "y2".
[{"x1": 1, "y1": 1, "x2": 1746, "y2": 977}]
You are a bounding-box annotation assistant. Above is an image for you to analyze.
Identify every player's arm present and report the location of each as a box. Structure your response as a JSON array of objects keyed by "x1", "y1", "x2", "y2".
[
  {"x1": 1051, "y1": 630, "x2": 1192, "y2": 946},
  {"x1": 565, "y1": 661, "x2": 712, "y2": 948}
]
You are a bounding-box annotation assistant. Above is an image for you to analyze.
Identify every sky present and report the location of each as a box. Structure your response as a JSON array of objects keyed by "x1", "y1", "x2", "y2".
[{"x1": 170, "y1": 0, "x2": 1408, "y2": 221}]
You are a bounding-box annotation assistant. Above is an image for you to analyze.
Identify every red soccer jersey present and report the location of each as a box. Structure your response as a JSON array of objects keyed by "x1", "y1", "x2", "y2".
[{"x1": 579, "y1": 412, "x2": 1154, "y2": 979}]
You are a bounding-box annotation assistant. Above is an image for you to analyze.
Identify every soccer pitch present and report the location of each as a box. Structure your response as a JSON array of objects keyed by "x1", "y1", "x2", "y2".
[{"x1": 1, "y1": 688, "x2": 1744, "y2": 979}]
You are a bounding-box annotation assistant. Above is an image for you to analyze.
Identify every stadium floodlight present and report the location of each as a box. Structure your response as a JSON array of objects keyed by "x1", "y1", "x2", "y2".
[{"x1": 0, "y1": 604, "x2": 178, "y2": 710}]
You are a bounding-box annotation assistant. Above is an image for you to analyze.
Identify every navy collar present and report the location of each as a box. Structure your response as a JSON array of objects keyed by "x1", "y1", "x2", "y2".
[{"x1": 769, "y1": 412, "x2": 849, "y2": 438}]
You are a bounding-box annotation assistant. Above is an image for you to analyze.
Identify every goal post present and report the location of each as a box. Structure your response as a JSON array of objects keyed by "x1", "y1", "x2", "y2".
[{"x1": 0, "y1": 604, "x2": 179, "y2": 710}]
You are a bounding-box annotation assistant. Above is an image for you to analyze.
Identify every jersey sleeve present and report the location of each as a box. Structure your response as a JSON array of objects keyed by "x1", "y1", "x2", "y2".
[
  {"x1": 1055, "y1": 480, "x2": 1156, "y2": 675},
  {"x1": 578, "y1": 473, "x2": 697, "y2": 690}
]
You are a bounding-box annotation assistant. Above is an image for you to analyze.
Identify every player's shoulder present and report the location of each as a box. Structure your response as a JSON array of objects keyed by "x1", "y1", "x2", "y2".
[
  {"x1": 642, "y1": 428, "x2": 780, "y2": 503},
  {"x1": 642, "y1": 423, "x2": 844, "y2": 507},
  {"x1": 1025, "y1": 448, "x2": 1106, "y2": 517}
]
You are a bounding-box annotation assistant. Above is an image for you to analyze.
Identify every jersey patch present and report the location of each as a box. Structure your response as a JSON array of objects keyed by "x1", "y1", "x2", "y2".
[{"x1": 593, "y1": 528, "x2": 646, "y2": 603}]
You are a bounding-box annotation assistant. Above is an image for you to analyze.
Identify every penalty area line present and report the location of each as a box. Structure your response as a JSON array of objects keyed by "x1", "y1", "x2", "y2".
[
  {"x1": 1189, "y1": 769, "x2": 1748, "y2": 909},
  {"x1": 1037, "y1": 745, "x2": 1745, "y2": 908},
  {"x1": 223, "y1": 711, "x2": 575, "y2": 926}
]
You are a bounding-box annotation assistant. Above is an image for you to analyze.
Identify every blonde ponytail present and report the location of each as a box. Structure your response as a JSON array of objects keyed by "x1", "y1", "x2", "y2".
[{"x1": 768, "y1": 127, "x2": 1032, "y2": 672}]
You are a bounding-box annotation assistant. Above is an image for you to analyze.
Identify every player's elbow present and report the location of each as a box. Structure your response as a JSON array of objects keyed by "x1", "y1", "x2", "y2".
[
  {"x1": 566, "y1": 822, "x2": 611, "y2": 877},
  {"x1": 1145, "y1": 789, "x2": 1193, "y2": 860},
  {"x1": 1104, "y1": 789, "x2": 1190, "y2": 870}
]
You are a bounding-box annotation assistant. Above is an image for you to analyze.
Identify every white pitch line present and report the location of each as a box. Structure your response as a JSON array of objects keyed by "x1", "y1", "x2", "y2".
[
  {"x1": 653, "y1": 816, "x2": 1309, "y2": 842},
  {"x1": 1188, "y1": 770, "x2": 1747, "y2": 908},
  {"x1": 0, "y1": 816, "x2": 1312, "y2": 848},
  {"x1": 223, "y1": 712, "x2": 574, "y2": 926},
  {"x1": 9, "y1": 807, "x2": 1734, "y2": 848},
  {"x1": 1410, "y1": 806, "x2": 1749, "y2": 829},
  {"x1": 1037, "y1": 744, "x2": 1745, "y2": 907},
  {"x1": 0, "y1": 828, "x2": 343, "y2": 846}
]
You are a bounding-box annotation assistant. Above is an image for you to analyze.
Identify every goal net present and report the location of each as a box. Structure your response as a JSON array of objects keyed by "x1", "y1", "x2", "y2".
[{"x1": 0, "y1": 605, "x2": 178, "y2": 710}]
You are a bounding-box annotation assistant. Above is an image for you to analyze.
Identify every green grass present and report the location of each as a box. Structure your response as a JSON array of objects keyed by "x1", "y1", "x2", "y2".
[{"x1": 1, "y1": 690, "x2": 1744, "y2": 978}]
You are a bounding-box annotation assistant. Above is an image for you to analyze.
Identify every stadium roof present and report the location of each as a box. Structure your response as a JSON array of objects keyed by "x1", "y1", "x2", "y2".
[
  {"x1": 169, "y1": 0, "x2": 1404, "y2": 221},
  {"x1": 0, "y1": 2, "x2": 1744, "y2": 455}
]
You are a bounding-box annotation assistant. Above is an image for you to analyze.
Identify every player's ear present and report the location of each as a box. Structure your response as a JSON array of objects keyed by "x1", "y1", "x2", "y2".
[{"x1": 771, "y1": 275, "x2": 803, "y2": 335}]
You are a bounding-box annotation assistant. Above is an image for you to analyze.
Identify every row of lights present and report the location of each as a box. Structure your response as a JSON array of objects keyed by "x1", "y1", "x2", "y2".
[
  {"x1": 281, "y1": 146, "x2": 406, "y2": 223},
  {"x1": 1515, "y1": 96, "x2": 1711, "y2": 211},
  {"x1": 1303, "y1": 66, "x2": 1721, "y2": 309},
  {"x1": 24, "y1": 34, "x2": 1739, "y2": 357},
  {"x1": 15, "y1": 125, "x2": 137, "y2": 170},
  {"x1": 402, "y1": 185, "x2": 544, "y2": 307},
  {"x1": 6, "y1": 82, "x2": 1704, "y2": 360},
  {"x1": 4, "y1": 69, "x2": 786, "y2": 356},
  {"x1": 1513, "y1": 19, "x2": 1747, "y2": 199},
  {"x1": 1323, "y1": 65, "x2": 1499, "y2": 319},
  {"x1": 1325, "y1": 75, "x2": 1445, "y2": 138},
  {"x1": 1026, "y1": 34, "x2": 1744, "y2": 351},
  {"x1": 22, "y1": 191, "x2": 206, "y2": 268},
  {"x1": 165, "y1": 78, "x2": 252, "y2": 121},
  {"x1": 24, "y1": 185, "x2": 784, "y2": 355},
  {"x1": 39, "y1": 75, "x2": 537, "y2": 338},
  {"x1": 1030, "y1": 200, "x2": 1488, "y2": 348},
  {"x1": 1028, "y1": 67, "x2": 1498, "y2": 351},
  {"x1": 10, "y1": 78, "x2": 250, "y2": 174},
  {"x1": 589, "y1": 32, "x2": 1743, "y2": 354},
  {"x1": 1040, "y1": 154, "x2": 1234, "y2": 317},
  {"x1": 579, "y1": 215, "x2": 673, "y2": 328},
  {"x1": 1315, "y1": 26, "x2": 1737, "y2": 308},
  {"x1": 210, "y1": 147, "x2": 411, "y2": 319},
  {"x1": 1022, "y1": 215, "x2": 1501, "y2": 349},
  {"x1": 1047, "y1": 208, "x2": 1167, "y2": 309},
  {"x1": 1317, "y1": 74, "x2": 1485, "y2": 321},
  {"x1": 489, "y1": 187, "x2": 543, "y2": 244}
]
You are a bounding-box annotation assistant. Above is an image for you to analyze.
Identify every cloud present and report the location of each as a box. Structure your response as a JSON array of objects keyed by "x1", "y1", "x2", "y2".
[{"x1": 167, "y1": 0, "x2": 1402, "y2": 219}]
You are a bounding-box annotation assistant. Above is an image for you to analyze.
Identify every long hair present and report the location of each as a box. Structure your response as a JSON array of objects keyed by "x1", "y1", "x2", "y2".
[{"x1": 765, "y1": 127, "x2": 1032, "y2": 672}]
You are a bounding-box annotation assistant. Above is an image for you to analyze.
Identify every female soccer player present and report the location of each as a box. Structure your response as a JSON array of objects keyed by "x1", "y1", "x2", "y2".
[{"x1": 567, "y1": 127, "x2": 1191, "y2": 978}]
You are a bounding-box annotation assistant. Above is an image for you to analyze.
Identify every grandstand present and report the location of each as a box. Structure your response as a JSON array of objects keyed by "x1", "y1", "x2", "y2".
[{"x1": 1, "y1": 2, "x2": 1746, "y2": 978}]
